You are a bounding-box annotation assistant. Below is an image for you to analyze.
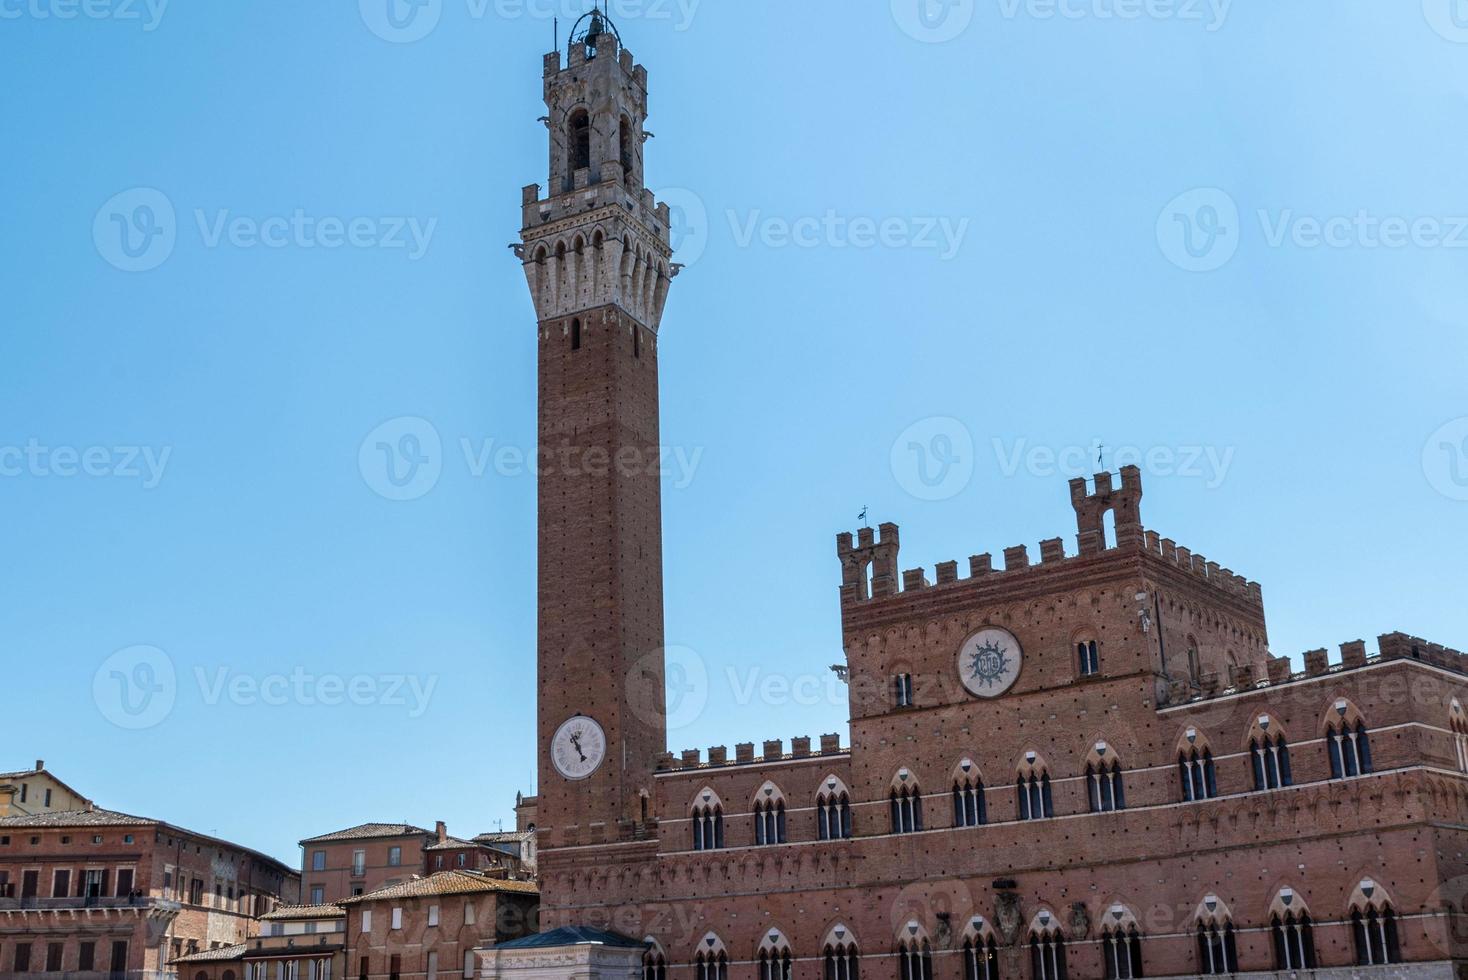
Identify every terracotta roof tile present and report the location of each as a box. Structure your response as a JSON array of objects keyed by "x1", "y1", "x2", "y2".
[
  {"x1": 340, "y1": 870, "x2": 538, "y2": 904},
  {"x1": 170, "y1": 944, "x2": 247, "y2": 965},
  {"x1": 299, "y1": 822, "x2": 432, "y2": 844},
  {"x1": 260, "y1": 903, "x2": 346, "y2": 921}
]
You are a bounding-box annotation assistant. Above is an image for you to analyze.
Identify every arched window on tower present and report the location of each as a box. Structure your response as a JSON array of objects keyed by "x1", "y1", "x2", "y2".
[
  {"x1": 1017, "y1": 754, "x2": 1053, "y2": 821},
  {"x1": 960, "y1": 918, "x2": 999, "y2": 980},
  {"x1": 889, "y1": 772, "x2": 923, "y2": 834},
  {"x1": 822, "y1": 926, "x2": 859, "y2": 980},
  {"x1": 1248, "y1": 715, "x2": 1293, "y2": 790},
  {"x1": 1099, "y1": 908, "x2": 1143, "y2": 979},
  {"x1": 619, "y1": 113, "x2": 635, "y2": 183},
  {"x1": 1268, "y1": 889, "x2": 1316, "y2": 971},
  {"x1": 642, "y1": 943, "x2": 667, "y2": 980},
  {"x1": 816, "y1": 777, "x2": 852, "y2": 841},
  {"x1": 568, "y1": 108, "x2": 591, "y2": 175},
  {"x1": 690, "y1": 789, "x2": 723, "y2": 851},
  {"x1": 757, "y1": 932, "x2": 792, "y2": 980},
  {"x1": 753, "y1": 783, "x2": 787, "y2": 846},
  {"x1": 694, "y1": 939, "x2": 728, "y2": 980},
  {"x1": 951, "y1": 759, "x2": 986, "y2": 828},
  {"x1": 1186, "y1": 636, "x2": 1202, "y2": 687},
  {"x1": 1350, "y1": 881, "x2": 1401, "y2": 966},
  {"x1": 1086, "y1": 743, "x2": 1126, "y2": 813},
  {"x1": 1029, "y1": 911, "x2": 1067, "y2": 980},
  {"x1": 896, "y1": 925, "x2": 933, "y2": 980},
  {"x1": 1077, "y1": 637, "x2": 1100, "y2": 677},
  {"x1": 1326, "y1": 700, "x2": 1373, "y2": 779},
  {"x1": 570, "y1": 318, "x2": 581, "y2": 351},
  {"x1": 1177, "y1": 730, "x2": 1217, "y2": 801},
  {"x1": 1194, "y1": 895, "x2": 1236, "y2": 976}
]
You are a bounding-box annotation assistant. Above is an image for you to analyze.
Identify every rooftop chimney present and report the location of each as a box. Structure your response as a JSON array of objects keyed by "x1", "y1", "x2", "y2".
[
  {"x1": 35, "y1": 760, "x2": 44, "y2": 771},
  {"x1": 436, "y1": 821, "x2": 447, "y2": 843}
]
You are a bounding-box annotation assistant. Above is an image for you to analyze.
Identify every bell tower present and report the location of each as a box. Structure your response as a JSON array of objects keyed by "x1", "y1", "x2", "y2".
[{"x1": 518, "y1": 11, "x2": 677, "y2": 847}]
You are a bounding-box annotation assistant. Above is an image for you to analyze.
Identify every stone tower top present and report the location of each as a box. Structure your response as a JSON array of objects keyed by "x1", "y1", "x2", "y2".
[{"x1": 515, "y1": 13, "x2": 678, "y2": 331}]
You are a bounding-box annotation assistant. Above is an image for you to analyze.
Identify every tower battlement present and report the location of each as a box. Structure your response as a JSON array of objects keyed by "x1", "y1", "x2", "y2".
[{"x1": 838, "y1": 470, "x2": 1260, "y2": 612}]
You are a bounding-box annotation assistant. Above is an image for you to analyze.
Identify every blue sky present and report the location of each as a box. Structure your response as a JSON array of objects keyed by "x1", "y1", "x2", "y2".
[{"x1": 2, "y1": 0, "x2": 1466, "y2": 865}]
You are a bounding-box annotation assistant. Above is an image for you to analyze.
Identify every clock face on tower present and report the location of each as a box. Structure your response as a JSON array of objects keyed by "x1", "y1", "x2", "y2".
[{"x1": 551, "y1": 715, "x2": 607, "y2": 781}]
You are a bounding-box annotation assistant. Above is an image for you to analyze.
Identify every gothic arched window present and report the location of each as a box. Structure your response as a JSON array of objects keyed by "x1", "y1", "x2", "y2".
[
  {"x1": 817, "y1": 780, "x2": 852, "y2": 841},
  {"x1": 1196, "y1": 921, "x2": 1235, "y2": 975},
  {"x1": 823, "y1": 933, "x2": 859, "y2": 980},
  {"x1": 1178, "y1": 746, "x2": 1217, "y2": 801},
  {"x1": 896, "y1": 936, "x2": 932, "y2": 980},
  {"x1": 757, "y1": 933, "x2": 792, "y2": 980},
  {"x1": 691, "y1": 794, "x2": 723, "y2": 852},
  {"x1": 694, "y1": 949, "x2": 728, "y2": 980},
  {"x1": 1086, "y1": 745, "x2": 1126, "y2": 813},
  {"x1": 568, "y1": 109, "x2": 592, "y2": 174},
  {"x1": 642, "y1": 947, "x2": 667, "y2": 980},
  {"x1": 1327, "y1": 703, "x2": 1374, "y2": 779},
  {"x1": 1100, "y1": 924, "x2": 1143, "y2": 979},
  {"x1": 890, "y1": 782, "x2": 923, "y2": 834},
  {"x1": 952, "y1": 774, "x2": 985, "y2": 827},
  {"x1": 1017, "y1": 759, "x2": 1053, "y2": 822},
  {"x1": 1249, "y1": 717, "x2": 1293, "y2": 790},
  {"x1": 619, "y1": 113, "x2": 635, "y2": 181},
  {"x1": 1077, "y1": 638, "x2": 1100, "y2": 677},
  {"x1": 1029, "y1": 919, "x2": 1067, "y2": 980},
  {"x1": 754, "y1": 798, "x2": 786, "y2": 846},
  {"x1": 1271, "y1": 911, "x2": 1316, "y2": 970},
  {"x1": 1352, "y1": 906, "x2": 1401, "y2": 966},
  {"x1": 962, "y1": 932, "x2": 998, "y2": 980}
]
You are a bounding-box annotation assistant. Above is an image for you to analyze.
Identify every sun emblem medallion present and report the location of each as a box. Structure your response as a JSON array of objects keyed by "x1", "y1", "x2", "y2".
[{"x1": 957, "y1": 627, "x2": 1023, "y2": 698}]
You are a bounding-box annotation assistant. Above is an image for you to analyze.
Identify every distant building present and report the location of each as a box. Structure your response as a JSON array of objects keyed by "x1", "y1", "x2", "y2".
[
  {"x1": 298, "y1": 825, "x2": 435, "y2": 905},
  {"x1": 170, "y1": 903, "x2": 347, "y2": 980},
  {"x1": 0, "y1": 761, "x2": 91, "y2": 818},
  {"x1": 342, "y1": 870, "x2": 539, "y2": 980},
  {"x1": 0, "y1": 804, "x2": 298, "y2": 979}
]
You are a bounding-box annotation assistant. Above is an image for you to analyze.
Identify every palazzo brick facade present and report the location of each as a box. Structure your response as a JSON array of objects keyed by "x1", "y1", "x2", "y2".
[{"x1": 514, "y1": 16, "x2": 1468, "y2": 980}]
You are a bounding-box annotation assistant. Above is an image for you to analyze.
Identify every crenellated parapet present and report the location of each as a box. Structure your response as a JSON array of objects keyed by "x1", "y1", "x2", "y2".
[
  {"x1": 1070, "y1": 465, "x2": 1144, "y2": 554},
  {"x1": 836, "y1": 470, "x2": 1263, "y2": 616},
  {"x1": 655, "y1": 733, "x2": 846, "y2": 773},
  {"x1": 1167, "y1": 632, "x2": 1468, "y2": 707}
]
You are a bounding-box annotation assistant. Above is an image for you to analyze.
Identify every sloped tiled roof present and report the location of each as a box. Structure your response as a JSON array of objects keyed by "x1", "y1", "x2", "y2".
[
  {"x1": 299, "y1": 822, "x2": 432, "y2": 844},
  {"x1": 0, "y1": 808, "x2": 293, "y2": 874},
  {"x1": 340, "y1": 870, "x2": 538, "y2": 904},
  {"x1": 261, "y1": 903, "x2": 346, "y2": 922},
  {"x1": 425, "y1": 835, "x2": 483, "y2": 852},
  {"x1": 474, "y1": 831, "x2": 534, "y2": 844},
  {"x1": 170, "y1": 944, "x2": 247, "y2": 964},
  {"x1": 0, "y1": 807, "x2": 155, "y2": 828}
]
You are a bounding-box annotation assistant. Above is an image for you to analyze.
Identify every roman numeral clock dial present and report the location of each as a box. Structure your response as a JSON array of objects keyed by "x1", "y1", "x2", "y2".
[{"x1": 551, "y1": 715, "x2": 607, "y2": 781}]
